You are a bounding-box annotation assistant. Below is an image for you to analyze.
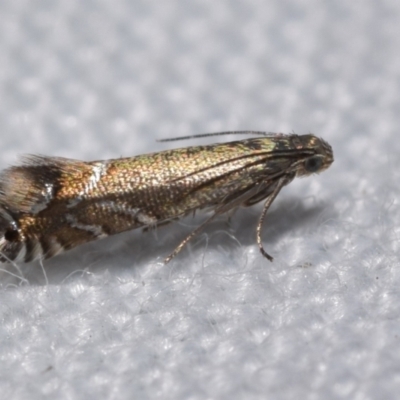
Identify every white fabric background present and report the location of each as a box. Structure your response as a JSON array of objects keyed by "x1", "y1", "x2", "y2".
[{"x1": 0, "y1": 1, "x2": 399, "y2": 399}]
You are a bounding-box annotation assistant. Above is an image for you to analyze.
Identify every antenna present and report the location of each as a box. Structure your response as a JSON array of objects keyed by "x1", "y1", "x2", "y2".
[{"x1": 157, "y1": 131, "x2": 282, "y2": 142}]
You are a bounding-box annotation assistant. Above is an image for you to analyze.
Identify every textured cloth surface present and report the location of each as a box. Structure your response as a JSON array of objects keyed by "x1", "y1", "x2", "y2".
[{"x1": 1, "y1": 1, "x2": 400, "y2": 399}]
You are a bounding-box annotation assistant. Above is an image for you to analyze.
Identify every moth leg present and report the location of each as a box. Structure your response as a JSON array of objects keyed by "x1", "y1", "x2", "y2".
[
  {"x1": 257, "y1": 177, "x2": 287, "y2": 262},
  {"x1": 163, "y1": 212, "x2": 220, "y2": 264},
  {"x1": 163, "y1": 182, "x2": 273, "y2": 263},
  {"x1": 164, "y1": 177, "x2": 287, "y2": 264}
]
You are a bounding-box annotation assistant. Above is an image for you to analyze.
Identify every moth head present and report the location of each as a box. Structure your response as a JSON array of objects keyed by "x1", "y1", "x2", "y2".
[
  {"x1": 296, "y1": 135, "x2": 334, "y2": 177},
  {"x1": 0, "y1": 207, "x2": 24, "y2": 263}
]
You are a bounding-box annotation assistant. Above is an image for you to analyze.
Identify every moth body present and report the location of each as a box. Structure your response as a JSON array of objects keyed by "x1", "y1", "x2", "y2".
[{"x1": 0, "y1": 133, "x2": 333, "y2": 263}]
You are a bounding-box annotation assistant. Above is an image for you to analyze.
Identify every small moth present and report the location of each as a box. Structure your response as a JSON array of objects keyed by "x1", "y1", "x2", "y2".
[{"x1": 0, "y1": 132, "x2": 333, "y2": 264}]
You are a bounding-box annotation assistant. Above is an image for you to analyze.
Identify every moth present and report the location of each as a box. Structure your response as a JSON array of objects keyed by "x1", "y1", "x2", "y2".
[{"x1": 0, "y1": 132, "x2": 333, "y2": 263}]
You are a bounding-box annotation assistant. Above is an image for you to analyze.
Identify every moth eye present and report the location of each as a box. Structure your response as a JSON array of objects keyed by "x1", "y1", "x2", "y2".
[
  {"x1": 304, "y1": 156, "x2": 323, "y2": 173},
  {"x1": 4, "y1": 228, "x2": 20, "y2": 242}
]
